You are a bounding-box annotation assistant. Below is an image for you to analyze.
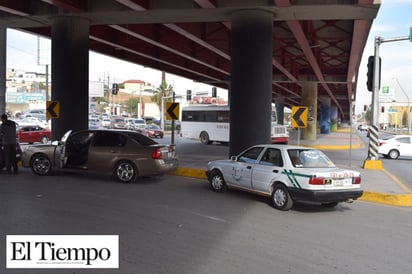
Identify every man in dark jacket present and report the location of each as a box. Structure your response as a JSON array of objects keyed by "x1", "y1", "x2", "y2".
[{"x1": 0, "y1": 114, "x2": 18, "y2": 174}]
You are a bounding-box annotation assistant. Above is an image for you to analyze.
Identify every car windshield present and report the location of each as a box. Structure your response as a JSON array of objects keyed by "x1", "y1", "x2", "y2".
[{"x1": 287, "y1": 149, "x2": 335, "y2": 168}]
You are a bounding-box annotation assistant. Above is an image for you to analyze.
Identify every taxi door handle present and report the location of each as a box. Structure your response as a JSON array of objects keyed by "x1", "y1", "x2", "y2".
[
  {"x1": 272, "y1": 170, "x2": 279, "y2": 173},
  {"x1": 246, "y1": 166, "x2": 252, "y2": 169}
]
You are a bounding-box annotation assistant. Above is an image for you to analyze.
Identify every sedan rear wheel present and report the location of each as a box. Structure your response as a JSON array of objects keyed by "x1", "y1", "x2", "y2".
[
  {"x1": 31, "y1": 154, "x2": 52, "y2": 175},
  {"x1": 40, "y1": 136, "x2": 49, "y2": 144},
  {"x1": 388, "y1": 149, "x2": 399, "y2": 159},
  {"x1": 114, "y1": 160, "x2": 137, "y2": 183},
  {"x1": 272, "y1": 184, "x2": 293, "y2": 211},
  {"x1": 209, "y1": 170, "x2": 227, "y2": 192}
]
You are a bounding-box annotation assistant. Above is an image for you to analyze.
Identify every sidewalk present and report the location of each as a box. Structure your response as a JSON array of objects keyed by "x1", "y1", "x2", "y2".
[{"x1": 170, "y1": 128, "x2": 412, "y2": 207}]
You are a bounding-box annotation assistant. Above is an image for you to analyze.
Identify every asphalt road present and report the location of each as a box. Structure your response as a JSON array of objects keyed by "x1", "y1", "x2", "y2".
[{"x1": 1, "y1": 167, "x2": 412, "y2": 274}]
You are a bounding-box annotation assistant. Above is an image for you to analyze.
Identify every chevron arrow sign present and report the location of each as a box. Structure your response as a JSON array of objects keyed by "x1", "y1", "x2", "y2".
[
  {"x1": 291, "y1": 106, "x2": 308, "y2": 128},
  {"x1": 165, "y1": 102, "x2": 179, "y2": 120}
]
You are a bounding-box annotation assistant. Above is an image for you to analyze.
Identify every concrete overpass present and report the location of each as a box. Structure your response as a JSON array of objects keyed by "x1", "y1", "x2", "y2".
[{"x1": 0, "y1": 0, "x2": 380, "y2": 155}]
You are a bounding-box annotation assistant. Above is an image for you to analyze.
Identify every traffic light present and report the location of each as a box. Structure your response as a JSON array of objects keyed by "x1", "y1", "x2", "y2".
[
  {"x1": 366, "y1": 56, "x2": 374, "y2": 92},
  {"x1": 364, "y1": 105, "x2": 367, "y2": 111},
  {"x1": 186, "y1": 90, "x2": 192, "y2": 101},
  {"x1": 366, "y1": 55, "x2": 381, "y2": 92},
  {"x1": 212, "y1": 87, "x2": 217, "y2": 97},
  {"x1": 112, "y1": 83, "x2": 119, "y2": 95},
  {"x1": 381, "y1": 106, "x2": 385, "y2": 113}
]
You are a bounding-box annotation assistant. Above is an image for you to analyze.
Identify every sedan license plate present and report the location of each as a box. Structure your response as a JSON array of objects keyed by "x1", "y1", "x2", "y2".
[{"x1": 333, "y1": 179, "x2": 344, "y2": 187}]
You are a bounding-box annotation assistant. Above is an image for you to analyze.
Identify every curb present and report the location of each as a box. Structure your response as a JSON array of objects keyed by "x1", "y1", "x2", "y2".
[
  {"x1": 359, "y1": 191, "x2": 412, "y2": 207},
  {"x1": 169, "y1": 167, "x2": 412, "y2": 207}
]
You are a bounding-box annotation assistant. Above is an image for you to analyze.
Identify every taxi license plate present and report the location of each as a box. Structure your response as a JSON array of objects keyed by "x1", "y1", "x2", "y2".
[{"x1": 333, "y1": 179, "x2": 344, "y2": 186}]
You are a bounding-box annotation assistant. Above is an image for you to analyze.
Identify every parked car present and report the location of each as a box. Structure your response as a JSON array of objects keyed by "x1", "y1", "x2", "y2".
[
  {"x1": 358, "y1": 124, "x2": 368, "y2": 132},
  {"x1": 20, "y1": 109, "x2": 47, "y2": 120},
  {"x1": 16, "y1": 125, "x2": 51, "y2": 144},
  {"x1": 206, "y1": 144, "x2": 363, "y2": 210},
  {"x1": 17, "y1": 117, "x2": 49, "y2": 127},
  {"x1": 109, "y1": 117, "x2": 127, "y2": 129},
  {"x1": 101, "y1": 117, "x2": 111, "y2": 128},
  {"x1": 145, "y1": 124, "x2": 164, "y2": 138},
  {"x1": 0, "y1": 140, "x2": 22, "y2": 170},
  {"x1": 88, "y1": 118, "x2": 100, "y2": 130},
  {"x1": 22, "y1": 129, "x2": 178, "y2": 183},
  {"x1": 131, "y1": 119, "x2": 147, "y2": 132},
  {"x1": 378, "y1": 135, "x2": 412, "y2": 159}
]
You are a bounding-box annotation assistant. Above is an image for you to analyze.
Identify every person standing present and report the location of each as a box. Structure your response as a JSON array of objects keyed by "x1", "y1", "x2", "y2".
[{"x1": 0, "y1": 114, "x2": 18, "y2": 174}]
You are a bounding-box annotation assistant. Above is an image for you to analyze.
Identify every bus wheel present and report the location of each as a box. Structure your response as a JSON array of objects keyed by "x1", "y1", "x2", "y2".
[{"x1": 200, "y1": 131, "x2": 211, "y2": 145}]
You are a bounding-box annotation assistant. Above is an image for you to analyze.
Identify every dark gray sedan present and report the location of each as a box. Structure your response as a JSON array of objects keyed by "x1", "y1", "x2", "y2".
[{"x1": 21, "y1": 129, "x2": 178, "y2": 183}]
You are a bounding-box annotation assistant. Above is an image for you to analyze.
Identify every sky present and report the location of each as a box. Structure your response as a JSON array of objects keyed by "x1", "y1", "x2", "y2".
[
  {"x1": 5, "y1": 0, "x2": 412, "y2": 115},
  {"x1": 356, "y1": 0, "x2": 412, "y2": 114}
]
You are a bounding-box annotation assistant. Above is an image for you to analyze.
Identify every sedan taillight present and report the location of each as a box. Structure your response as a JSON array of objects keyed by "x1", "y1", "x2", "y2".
[
  {"x1": 151, "y1": 148, "x2": 163, "y2": 159},
  {"x1": 352, "y1": 176, "x2": 361, "y2": 184},
  {"x1": 309, "y1": 177, "x2": 327, "y2": 185}
]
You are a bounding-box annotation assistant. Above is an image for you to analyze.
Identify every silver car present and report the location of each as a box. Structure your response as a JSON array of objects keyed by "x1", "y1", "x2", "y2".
[{"x1": 22, "y1": 129, "x2": 178, "y2": 183}]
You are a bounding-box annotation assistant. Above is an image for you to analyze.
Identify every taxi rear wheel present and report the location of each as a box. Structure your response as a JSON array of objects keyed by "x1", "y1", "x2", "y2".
[
  {"x1": 272, "y1": 184, "x2": 293, "y2": 211},
  {"x1": 209, "y1": 170, "x2": 227, "y2": 192},
  {"x1": 31, "y1": 154, "x2": 52, "y2": 175}
]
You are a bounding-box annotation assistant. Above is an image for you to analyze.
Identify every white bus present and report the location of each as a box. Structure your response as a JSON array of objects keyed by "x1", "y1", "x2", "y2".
[{"x1": 181, "y1": 105, "x2": 289, "y2": 144}]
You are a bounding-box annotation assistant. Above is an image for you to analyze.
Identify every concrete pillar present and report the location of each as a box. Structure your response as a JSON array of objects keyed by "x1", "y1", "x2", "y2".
[
  {"x1": 51, "y1": 17, "x2": 89, "y2": 139},
  {"x1": 301, "y1": 82, "x2": 317, "y2": 140},
  {"x1": 319, "y1": 96, "x2": 331, "y2": 134},
  {"x1": 229, "y1": 10, "x2": 273, "y2": 156},
  {"x1": 331, "y1": 105, "x2": 338, "y2": 131},
  {"x1": 275, "y1": 97, "x2": 285, "y2": 125},
  {"x1": 0, "y1": 27, "x2": 6, "y2": 115}
]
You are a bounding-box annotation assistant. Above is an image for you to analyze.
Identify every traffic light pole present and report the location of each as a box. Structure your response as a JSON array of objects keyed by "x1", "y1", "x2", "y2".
[{"x1": 364, "y1": 35, "x2": 409, "y2": 169}]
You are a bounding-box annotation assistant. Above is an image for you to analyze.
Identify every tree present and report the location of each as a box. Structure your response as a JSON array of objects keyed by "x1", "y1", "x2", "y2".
[
  {"x1": 151, "y1": 80, "x2": 174, "y2": 111},
  {"x1": 124, "y1": 97, "x2": 140, "y2": 116},
  {"x1": 365, "y1": 108, "x2": 372, "y2": 125}
]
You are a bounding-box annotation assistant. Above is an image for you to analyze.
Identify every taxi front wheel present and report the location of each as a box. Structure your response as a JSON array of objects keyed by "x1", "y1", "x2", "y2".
[
  {"x1": 209, "y1": 170, "x2": 227, "y2": 192},
  {"x1": 272, "y1": 184, "x2": 293, "y2": 211}
]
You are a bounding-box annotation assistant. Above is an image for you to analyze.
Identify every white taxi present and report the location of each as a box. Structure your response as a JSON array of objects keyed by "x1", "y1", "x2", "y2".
[{"x1": 206, "y1": 144, "x2": 363, "y2": 210}]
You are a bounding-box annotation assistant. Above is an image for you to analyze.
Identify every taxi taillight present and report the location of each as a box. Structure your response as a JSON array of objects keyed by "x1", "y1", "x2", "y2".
[
  {"x1": 309, "y1": 177, "x2": 326, "y2": 185},
  {"x1": 151, "y1": 148, "x2": 163, "y2": 159},
  {"x1": 352, "y1": 176, "x2": 361, "y2": 184}
]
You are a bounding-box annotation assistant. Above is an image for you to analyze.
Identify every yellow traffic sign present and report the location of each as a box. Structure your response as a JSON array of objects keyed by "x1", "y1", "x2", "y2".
[
  {"x1": 165, "y1": 102, "x2": 179, "y2": 120},
  {"x1": 291, "y1": 106, "x2": 308, "y2": 128},
  {"x1": 46, "y1": 100, "x2": 60, "y2": 119}
]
